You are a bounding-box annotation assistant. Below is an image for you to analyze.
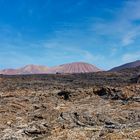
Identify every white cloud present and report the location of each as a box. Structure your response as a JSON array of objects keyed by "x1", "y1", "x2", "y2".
[
  {"x1": 122, "y1": 0, "x2": 140, "y2": 20},
  {"x1": 122, "y1": 51, "x2": 140, "y2": 63},
  {"x1": 0, "y1": 0, "x2": 140, "y2": 70},
  {"x1": 92, "y1": 0, "x2": 140, "y2": 47},
  {"x1": 122, "y1": 31, "x2": 138, "y2": 46}
]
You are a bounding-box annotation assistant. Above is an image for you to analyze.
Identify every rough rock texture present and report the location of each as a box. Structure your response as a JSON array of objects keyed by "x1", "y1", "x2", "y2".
[{"x1": 0, "y1": 67, "x2": 140, "y2": 140}]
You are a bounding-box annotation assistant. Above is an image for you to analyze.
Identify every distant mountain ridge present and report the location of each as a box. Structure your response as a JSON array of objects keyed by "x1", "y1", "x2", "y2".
[
  {"x1": 0, "y1": 62, "x2": 101, "y2": 75},
  {"x1": 110, "y1": 60, "x2": 140, "y2": 71},
  {"x1": 1, "y1": 60, "x2": 140, "y2": 75},
  {"x1": 0, "y1": 65, "x2": 49, "y2": 75}
]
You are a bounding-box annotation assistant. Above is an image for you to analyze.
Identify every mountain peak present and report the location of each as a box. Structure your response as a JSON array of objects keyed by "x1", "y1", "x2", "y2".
[
  {"x1": 110, "y1": 60, "x2": 140, "y2": 71},
  {"x1": 48, "y1": 62, "x2": 101, "y2": 74},
  {"x1": 0, "y1": 62, "x2": 101, "y2": 75}
]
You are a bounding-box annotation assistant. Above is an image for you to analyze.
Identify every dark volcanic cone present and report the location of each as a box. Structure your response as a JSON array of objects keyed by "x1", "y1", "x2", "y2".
[{"x1": 110, "y1": 60, "x2": 140, "y2": 71}]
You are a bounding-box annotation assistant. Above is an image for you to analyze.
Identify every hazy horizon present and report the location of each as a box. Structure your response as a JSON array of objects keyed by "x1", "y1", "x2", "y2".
[{"x1": 0, "y1": 0, "x2": 140, "y2": 69}]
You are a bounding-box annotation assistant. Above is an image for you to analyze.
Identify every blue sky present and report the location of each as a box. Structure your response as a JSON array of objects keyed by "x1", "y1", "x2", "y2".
[{"x1": 0, "y1": 0, "x2": 140, "y2": 70}]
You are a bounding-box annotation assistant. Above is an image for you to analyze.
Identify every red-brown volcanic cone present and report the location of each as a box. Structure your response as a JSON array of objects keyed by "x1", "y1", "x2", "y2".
[
  {"x1": 0, "y1": 62, "x2": 101, "y2": 75},
  {"x1": 48, "y1": 62, "x2": 101, "y2": 74}
]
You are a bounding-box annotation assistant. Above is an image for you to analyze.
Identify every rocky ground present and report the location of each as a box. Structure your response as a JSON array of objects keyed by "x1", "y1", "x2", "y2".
[{"x1": 0, "y1": 67, "x2": 140, "y2": 140}]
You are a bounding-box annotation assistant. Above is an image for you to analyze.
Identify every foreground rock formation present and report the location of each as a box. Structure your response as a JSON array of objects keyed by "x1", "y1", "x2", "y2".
[{"x1": 0, "y1": 66, "x2": 140, "y2": 139}]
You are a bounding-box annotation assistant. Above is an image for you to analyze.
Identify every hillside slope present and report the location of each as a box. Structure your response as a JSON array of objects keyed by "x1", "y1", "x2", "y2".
[{"x1": 110, "y1": 60, "x2": 140, "y2": 71}]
